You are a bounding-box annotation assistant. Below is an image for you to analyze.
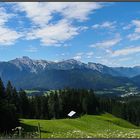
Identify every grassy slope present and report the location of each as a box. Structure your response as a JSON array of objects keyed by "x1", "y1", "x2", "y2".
[
  {"x1": 24, "y1": 90, "x2": 40, "y2": 94},
  {"x1": 21, "y1": 113, "x2": 140, "y2": 138}
]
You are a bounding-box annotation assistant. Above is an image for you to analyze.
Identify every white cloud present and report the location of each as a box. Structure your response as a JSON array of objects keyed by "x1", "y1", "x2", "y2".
[
  {"x1": 73, "y1": 52, "x2": 83, "y2": 60},
  {"x1": 111, "y1": 46, "x2": 140, "y2": 57},
  {"x1": 26, "y1": 20, "x2": 79, "y2": 46},
  {"x1": 0, "y1": 27, "x2": 21, "y2": 45},
  {"x1": 90, "y1": 37, "x2": 121, "y2": 48},
  {"x1": 73, "y1": 51, "x2": 94, "y2": 60},
  {"x1": 0, "y1": 7, "x2": 21, "y2": 45},
  {"x1": 127, "y1": 33, "x2": 140, "y2": 41},
  {"x1": 79, "y1": 26, "x2": 89, "y2": 31},
  {"x1": 0, "y1": 3, "x2": 106, "y2": 47},
  {"x1": 73, "y1": 55, "x2": 82, "y2": 60},
  {"x1": 0, "y1": 7, "x2": 11, "y2": 25},
  {"x1": 16, "y1": 3, "x2": 52, "y2": 27},
  {"x1": 92, "y1": 21, "x2": 116, "y2": 30},
  {"x1": 127, "y1": 20, "x2": 140, "y2": 41},
  {"x1": 15, "y1": 2, "x2": 105, "y2": 46},
  {"x1": 61, "y1": 2, "x2": 103, "y2": 21},
  {"x1": 132, "y1": 20, "x2": 140, "y2": 33},
  {"x1": 105, "y1": 49, "x2": 113, "y2": 54},
  {"x1": 16, "y1": 2, "x2": 104, "y2": 27}
]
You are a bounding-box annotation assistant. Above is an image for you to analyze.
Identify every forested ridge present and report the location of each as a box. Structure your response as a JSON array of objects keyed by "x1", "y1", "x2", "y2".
[{"x1": 0, "y1": 78, "x2": 140, "y2": 133}]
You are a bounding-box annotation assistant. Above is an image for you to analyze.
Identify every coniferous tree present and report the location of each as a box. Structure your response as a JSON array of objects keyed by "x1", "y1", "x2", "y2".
[
  {"x1": 48, "y1": 92, "x2": 57, "y2": 119},
  {"x1": 0, "y1": 78, "x2": 19, "y2": 132},
  {"x1": 0, "y1": 78, "x2": 5, "y2": 99},
  {"x1": 19, "y1": 89, "x2": 29, "y2": 118},
  {"x1": 6, "y1": 81, "x2": 14, "y2": 106}
]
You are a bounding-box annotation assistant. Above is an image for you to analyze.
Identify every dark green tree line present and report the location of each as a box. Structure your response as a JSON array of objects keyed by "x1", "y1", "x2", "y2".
[{"x1": 0, "y1": 79, "x2": 19, "y2": 132}]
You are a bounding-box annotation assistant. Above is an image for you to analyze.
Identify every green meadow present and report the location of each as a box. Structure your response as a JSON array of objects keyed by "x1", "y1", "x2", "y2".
[{"x1": 21, "y1": 113, "x2": 140, "y2": 138}]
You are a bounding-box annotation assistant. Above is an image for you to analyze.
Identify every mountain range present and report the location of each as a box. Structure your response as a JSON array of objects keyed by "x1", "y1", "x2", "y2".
[{"x1": 0, "y1": 56, "x2": 140, "y2": 90}]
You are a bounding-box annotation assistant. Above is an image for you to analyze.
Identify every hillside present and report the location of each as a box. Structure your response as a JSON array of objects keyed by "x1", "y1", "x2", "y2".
[
  {"x1": 0, "y1": 56, "x2": 137, "y2": 90},
  {"x1": 132, "y1": 75, "x2": 140, "y2": 87},
  {"x1": 21, "y1": 113, "x2": 140, "y2": 138},
  {"x1": 12, "y1": 69, "x2": 131, "y2": 90}
]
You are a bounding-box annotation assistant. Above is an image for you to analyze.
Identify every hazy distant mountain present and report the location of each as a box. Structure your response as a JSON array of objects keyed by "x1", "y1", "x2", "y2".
[
  {"x1": 131, "y1": 75, "x2": 140, "y2": 87},
  {"x1": 112, "y1": 67, "x2": 140, "y2": 78},
  {"x1": 0, "y1": 56, "x2": 139, "y2": 89}
]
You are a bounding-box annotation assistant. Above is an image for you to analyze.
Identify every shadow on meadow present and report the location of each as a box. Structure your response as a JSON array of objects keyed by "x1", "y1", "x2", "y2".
[{"x1": 21, "y1": 123, "x2": 52, "y2": 133}]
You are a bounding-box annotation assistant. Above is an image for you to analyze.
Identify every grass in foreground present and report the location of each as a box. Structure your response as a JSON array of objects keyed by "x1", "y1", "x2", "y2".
[{"x1": 21, "y1": 113, "x2": 140, "y2": 138}]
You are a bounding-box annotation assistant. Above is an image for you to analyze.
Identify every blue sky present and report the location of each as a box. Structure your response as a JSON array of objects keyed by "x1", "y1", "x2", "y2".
[{"x1": 0, "y1": 2, "x2": 140, "y2": 67}]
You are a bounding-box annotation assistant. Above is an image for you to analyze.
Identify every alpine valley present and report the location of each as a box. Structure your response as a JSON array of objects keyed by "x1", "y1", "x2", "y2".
[{"x1": 0, "y1": 56, "x2": 139, "y2": 96}]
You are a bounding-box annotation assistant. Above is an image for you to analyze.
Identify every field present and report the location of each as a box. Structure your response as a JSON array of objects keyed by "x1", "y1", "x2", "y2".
[
  {"x1": 95, "y1": 84, "x2": 140, "y2": 97},
  {"x1": 21, "y1": 113, "x2": 140, "y2": 138}
]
